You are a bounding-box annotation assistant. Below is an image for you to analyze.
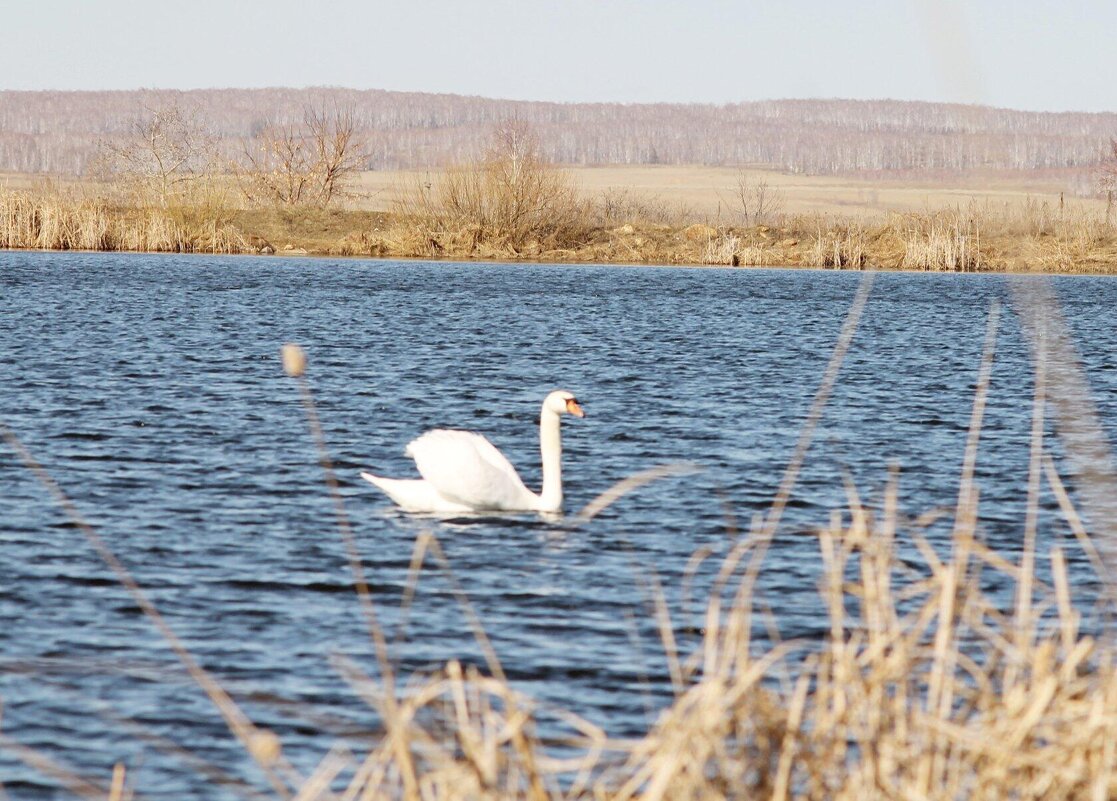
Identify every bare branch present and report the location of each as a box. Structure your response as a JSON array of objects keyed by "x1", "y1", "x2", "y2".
[
  {"x1": 393, "y1": 120, "x2": 583, "y2": 252},
  {"x1": 97, "y1": 103, "x2": 218, "y2": 207},
  {"x1": 730, "y1": 169, "x2": 785, "y2": 227},
  {"x1": 235, "y1": 105, "x2": 365, "y2": 207}
]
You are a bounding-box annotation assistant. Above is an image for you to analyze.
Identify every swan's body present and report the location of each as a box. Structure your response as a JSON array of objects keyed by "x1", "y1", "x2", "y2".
[{"x1": 361, "y1": 390, "x2": 584, "y2": 513}]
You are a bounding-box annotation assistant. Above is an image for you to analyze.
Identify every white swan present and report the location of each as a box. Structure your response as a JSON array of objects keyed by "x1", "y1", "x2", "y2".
[{"x1": 361, "y1": 390, "x2": 585, "y2": 513}]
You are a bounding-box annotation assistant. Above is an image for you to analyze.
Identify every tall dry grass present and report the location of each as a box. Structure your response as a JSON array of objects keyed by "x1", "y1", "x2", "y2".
[
  {"x1": 900, "y1": 209, "x2": 983, "y2": 271},
  {"x1": 0, "y1": 186, "x2": 248, "y2": 253},
  {"x1": 4, "y1": 282, "x2": 1117, "y2": 799},
  {"x1": 806, "y1": 219, "x2": 867, "y2": 269}
]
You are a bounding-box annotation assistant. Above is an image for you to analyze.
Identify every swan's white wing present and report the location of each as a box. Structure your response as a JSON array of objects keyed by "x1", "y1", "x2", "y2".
[
  {"x1": 405, "y1": 429, "x2": 535, "y2": 510},
  {"x1": 360, "y1": 473, "x2": 473, "y2": 513}
]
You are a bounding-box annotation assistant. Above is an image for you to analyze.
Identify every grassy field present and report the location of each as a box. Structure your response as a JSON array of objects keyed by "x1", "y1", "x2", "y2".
[
  {"x1": 5, "y1": 165, "x2": 1106, "y2": 220},
  {"x1": 352, "y1": 165, "x2": 1109, "y2": 220}
]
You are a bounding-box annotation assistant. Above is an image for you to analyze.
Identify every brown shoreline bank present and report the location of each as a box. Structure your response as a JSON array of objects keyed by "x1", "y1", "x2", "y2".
[{"x1": 3, "y1": 189, "x2": 1117, "y2": 273}]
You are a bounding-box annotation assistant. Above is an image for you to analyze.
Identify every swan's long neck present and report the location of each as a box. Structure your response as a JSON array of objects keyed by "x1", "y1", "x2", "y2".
[{"x1": 537, "y1": 406, "x2": 563, "y2": 512}]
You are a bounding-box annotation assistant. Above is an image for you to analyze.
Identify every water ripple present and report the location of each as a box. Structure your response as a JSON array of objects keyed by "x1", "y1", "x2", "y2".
[{"x1": 1, "y1": 252, "x2": 1116, "y2": 798}]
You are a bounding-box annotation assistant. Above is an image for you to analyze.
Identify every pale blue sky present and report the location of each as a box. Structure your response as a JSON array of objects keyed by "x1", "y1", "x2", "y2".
[{"x1": 3, "y1": 0, "x2": 1115, "y2": 112}]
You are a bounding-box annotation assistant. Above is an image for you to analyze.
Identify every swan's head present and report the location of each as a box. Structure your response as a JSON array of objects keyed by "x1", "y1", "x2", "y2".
[{"x1": 544, "y1": 390, "x2": 585, "y2": 418}]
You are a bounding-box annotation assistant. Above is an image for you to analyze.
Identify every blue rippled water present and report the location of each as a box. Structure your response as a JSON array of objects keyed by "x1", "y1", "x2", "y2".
[{"x1": 1, "y1": 251, "x2": 1116, "y2": 797}]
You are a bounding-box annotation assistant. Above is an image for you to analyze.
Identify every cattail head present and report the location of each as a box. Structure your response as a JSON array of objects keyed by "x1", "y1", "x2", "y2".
[
  {"x1": 247, "y1": 728, "x2": 282, "y2": 766},
  {"x1": 281, "y1": 343, "x2": 306, "y2": 378}
]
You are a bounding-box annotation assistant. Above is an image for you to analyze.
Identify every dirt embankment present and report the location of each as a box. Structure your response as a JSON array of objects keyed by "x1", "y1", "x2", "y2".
[{"x1": 3, "y1": 189, "x2": 1117, "y2": 273}]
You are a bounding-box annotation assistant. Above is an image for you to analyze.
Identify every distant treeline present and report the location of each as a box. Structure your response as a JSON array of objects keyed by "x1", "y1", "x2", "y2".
[{"x1": 1, "y1": 87, "x2": 1114, "y2": 176}]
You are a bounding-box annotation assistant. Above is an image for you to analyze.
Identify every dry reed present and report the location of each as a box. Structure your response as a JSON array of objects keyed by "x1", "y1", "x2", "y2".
[
  {"x1": 900, "y1": 210, "x2": 982, "y2": 271},
  {"x1": 808, "y1": 219, "x2": 867, "y2": 269},
  {"x1": 0, "y1": 187, "x2": 248, "y2": 254}
]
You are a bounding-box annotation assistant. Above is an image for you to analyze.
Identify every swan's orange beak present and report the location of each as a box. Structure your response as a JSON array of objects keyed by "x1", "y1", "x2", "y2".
[{"x1": 565, "y1": 398, "x2": 586, "y2": 418}]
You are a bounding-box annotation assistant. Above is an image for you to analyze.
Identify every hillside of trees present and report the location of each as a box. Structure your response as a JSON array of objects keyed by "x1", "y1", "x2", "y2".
[{"x1": 1, "y1": 87, "x2": 1114, "y2": 177}]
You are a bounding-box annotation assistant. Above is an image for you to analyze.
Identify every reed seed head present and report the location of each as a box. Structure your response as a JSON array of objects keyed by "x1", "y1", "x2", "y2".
[
  {"x1": 281, "y1": 343, "x2": 306, "y2": 378},
  {"x1": 247, "y1": 728, "x2": 282, "y2": 767}
]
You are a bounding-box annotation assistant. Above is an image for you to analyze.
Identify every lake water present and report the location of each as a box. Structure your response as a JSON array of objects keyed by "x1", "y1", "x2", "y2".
[{"x1": 2, "y1": 251, "x2": 1116, "y2": 798}]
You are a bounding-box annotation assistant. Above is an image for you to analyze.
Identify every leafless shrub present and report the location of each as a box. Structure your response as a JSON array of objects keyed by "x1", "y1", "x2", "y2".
[
  {"x1": 594, "y1": 188, "x2": 693, "y2": 227},
  {"x1": 1097, "y1": 138, "x2": 1117, "y2": 225},
  {"x1": 393, "y1": 120, "x2": 585, "y2": 253},
  {"x1": 236, "y1": 107, "x2": 365, "y2": 207},
  {"x1": 93, "y1": 103, "x2": 222, "y2": 208},
  {"x1": 728, "y1": 170, "x2": 785, "y2": 226}
]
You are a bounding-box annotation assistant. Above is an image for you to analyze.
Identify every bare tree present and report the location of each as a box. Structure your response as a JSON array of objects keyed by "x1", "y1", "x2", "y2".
[
  {"x1": 1098, "y1": 138, "x2": 1117, "y2": 224},
  {"x1": 237, "y1": 124, "x2": 314, "y2": 206},
  {"x1": 96, "y1": 103, "x2": 218, "y2": 207},
  {"x1": 727, "y1": 170, "x2": 785, "y2": 227},
  {"x1": 482, "y1": 120, "x2": 581, "y2": 240},
  {"x1": 9, "y1": 89, "x2": 1117, "y2": 176},
  {"x1": 307, "y1": 107, "x2": 364, "y2": 205},
  {"x1": 237, "y1": 107, "x2": 364, "y2": 207}
]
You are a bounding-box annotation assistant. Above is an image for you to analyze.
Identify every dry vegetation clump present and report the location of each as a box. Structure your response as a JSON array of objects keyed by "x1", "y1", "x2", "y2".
[
  {"x1": 392, "y1": 121, "x2": 588, "y2": 257},
  {"x1": 603, "y1": 505, "x2": 1117, "y2": 800},
  {"x1": 1003, "y1": 199, "x2": 1117, "y2": 272},
  {"x1": 727, "y1": 204, "x2": 1117, "y2": 274},
  {"x1": 235, "y1": 107, "x2": 365, "y2": 208},
  {"x1": 701, "y1": 231, "x2": 743, "y2": 266},
  {"x1": 0, "y1": 186, "x2": 247, "y2": 253},
  {"x1": 898, "y1": 209, "x2": 984, "y2": 271},
  {"x1": 806, "y1": 218, "x2": 868, "y2": 269},
  {"x1": 593, "y1": 188, "x2": 695, "y2": 229},
  {"x1": 731, "y1": 243, "x2": 777, "y2": 266},
  {"x1": 284, "y1": 487, "x2": 1117, "y2": 801},
  {"x1": 0, "y1": 186, "x2": 115, "y2": 251}
]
